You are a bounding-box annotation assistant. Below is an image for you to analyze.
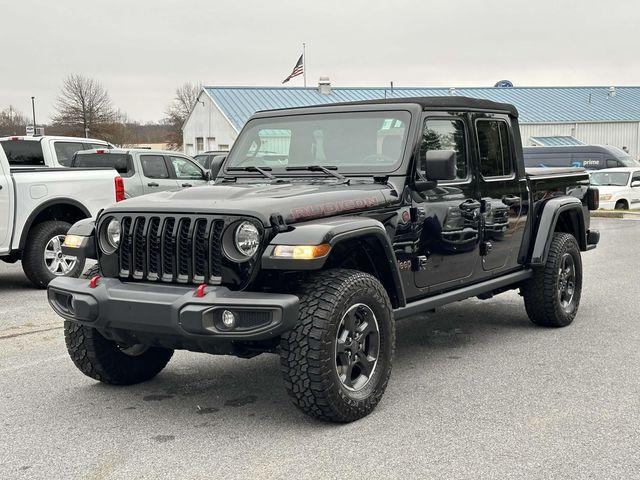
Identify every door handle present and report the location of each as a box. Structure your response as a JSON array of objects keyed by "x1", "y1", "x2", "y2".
[
  {"x1": 147, "y1": 182, "x2": 159, "y2": 187},
  {"x1": 459, "y1": 199, "x2": 481, "y2": 211},
  {"x1": 502, "y1": 195, "x2": 521, "y2": 206},
  {"x1": 181, "y1": 183, "x2": 192, "y2": 187}
]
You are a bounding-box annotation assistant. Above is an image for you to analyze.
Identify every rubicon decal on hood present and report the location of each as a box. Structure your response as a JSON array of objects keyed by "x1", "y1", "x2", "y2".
[{"x1": 289, "y1": 196, "x2": 380, "y2": 221}]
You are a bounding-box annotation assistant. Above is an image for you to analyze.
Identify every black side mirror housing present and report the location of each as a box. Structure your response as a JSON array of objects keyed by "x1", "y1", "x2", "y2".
[
  {"x1": 424, "y1": 149, "x2": 457, "y2": 181},
  {"x1": 209, "y1": 155, "x2": 226, "y2": 180}
]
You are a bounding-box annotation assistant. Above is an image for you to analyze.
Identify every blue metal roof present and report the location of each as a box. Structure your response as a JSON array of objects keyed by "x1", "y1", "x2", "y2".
[
  {"x1": 530, "y1": 136, "x2": 585, "y2": 147},
  {"x1": 203, "y1": 86, "x2": 640, "y2": 132}
]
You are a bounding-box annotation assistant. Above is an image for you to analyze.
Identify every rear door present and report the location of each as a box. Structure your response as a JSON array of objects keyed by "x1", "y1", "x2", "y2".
[
  {"x1": 139, "y1": 154, "x2": 179, "y2": 194},
  {"x1": 0, "y1": 155, "x2": 14, "y2": 252},
  {"x1": 166, "y1": 155, "x2": 207, "y2": 188},
  {"x1": 474, "y1": 114, "x2": 527, "y2": 272},
  {"x1": 631, "y1": 170, "x2": 640, "y2": 208},
  {"x1": 53, "y1": 141, "x2": 87, "y2": 167}
]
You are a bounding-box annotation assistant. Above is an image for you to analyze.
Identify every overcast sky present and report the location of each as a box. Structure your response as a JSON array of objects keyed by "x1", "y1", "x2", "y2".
[{"x1": 2, "y1": 0, "x2": 639, "y2": 123}]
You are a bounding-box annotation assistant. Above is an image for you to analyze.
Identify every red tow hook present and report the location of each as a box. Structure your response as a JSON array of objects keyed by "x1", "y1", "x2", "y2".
[
  {"x1": 89, "y1": 276, "x2": 101, "y2": 289},
  {"x1": 195, "y1": 284, "x2": 207, "y2": 298}
]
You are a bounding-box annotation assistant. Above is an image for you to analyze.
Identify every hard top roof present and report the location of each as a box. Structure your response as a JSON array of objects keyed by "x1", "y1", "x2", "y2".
[{"x1": 256, "y1": 96, "x2": 518, "y2": 118}]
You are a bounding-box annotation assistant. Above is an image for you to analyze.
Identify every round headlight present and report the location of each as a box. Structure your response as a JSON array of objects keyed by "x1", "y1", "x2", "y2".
[
  {"x1": 100, "y1": 218, "x2": 121, "y2": 254},
  {"x1": 234, "y1": 221, "x2": 260, "y2": 257}
]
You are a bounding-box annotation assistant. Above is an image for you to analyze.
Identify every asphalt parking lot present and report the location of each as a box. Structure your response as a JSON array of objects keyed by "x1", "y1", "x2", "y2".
[{"x1": 1, "y1": 217, "x2": 639, "y2": 479}]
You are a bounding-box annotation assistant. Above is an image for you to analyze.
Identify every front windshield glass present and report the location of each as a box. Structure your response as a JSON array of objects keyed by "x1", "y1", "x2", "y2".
[
  {"x1": 225, "y1": 111, "x2": 411, "y2": 172},
  {"x1": 590, "y1": 171, "x2": 630, "y2": 186},
  {"x1": 619, "y1": 155, "x2": 639, "y2": 167}
]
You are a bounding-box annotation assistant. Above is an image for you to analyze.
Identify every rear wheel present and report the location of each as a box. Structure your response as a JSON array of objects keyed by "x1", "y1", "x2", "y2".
[
  {"x1": 280, "y1": 269, "x2": 395, "y2": 422},
  {"x1": 521, "y1": 232, "x2": 582, "y2": 327},
  {"x1": 22, "y1": 221, "x2": 85, "y2": 288}
]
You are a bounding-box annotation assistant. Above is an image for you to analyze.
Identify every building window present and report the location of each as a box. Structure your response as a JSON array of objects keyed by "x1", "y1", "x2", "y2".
[
  {"x1": 207, "y1": 137, "x2": 216, "y2": 150},
  {"x1": 196, "y1": 137, "x2": 204, "y2": 153},
  {"x1": 218, "y1": 144, "x2": 229, "y2": 151}
]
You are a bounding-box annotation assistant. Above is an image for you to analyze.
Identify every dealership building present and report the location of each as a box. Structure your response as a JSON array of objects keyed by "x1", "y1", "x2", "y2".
[{"x1": 182, "y1": 84, "x2": 640, "y2": 158}]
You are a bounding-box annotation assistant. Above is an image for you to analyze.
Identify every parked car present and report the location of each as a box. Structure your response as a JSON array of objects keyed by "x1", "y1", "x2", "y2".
[
  {"x1": 193, "y1": 150, "x2": 228, "y2": 170},
  {"x1": 589, "y1": 167, "x2": 640, "y2": 210},
  {"x1": 49, "y1": 96, "x2": 599, "y2": 422},
  {"x1": 0, "y1": 135, "x2": 113, "y2": 168},
  {"x1": 0, "y1": 144, "x2": 124, "y2": 288},
  {"x1": 70, "y1": 148, "x2": 208, "y2": 198},
  {"x1": 523, "y1": 145, "x2": 639, "y2": 170}
]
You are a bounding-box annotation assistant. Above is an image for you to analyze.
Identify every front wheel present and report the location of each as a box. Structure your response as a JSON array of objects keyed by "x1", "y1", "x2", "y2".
[
  {"x1": 521, "y1": 232, "x2": 582, "y2": 327},
  {"x1": 280, "y1": 269, "x2": 395, "y2": 422}
]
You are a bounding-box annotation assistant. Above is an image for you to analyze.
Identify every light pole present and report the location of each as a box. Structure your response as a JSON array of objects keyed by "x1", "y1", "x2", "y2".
[{"x1": 31, "y1": 97, "x2": 37, "y2": 134}]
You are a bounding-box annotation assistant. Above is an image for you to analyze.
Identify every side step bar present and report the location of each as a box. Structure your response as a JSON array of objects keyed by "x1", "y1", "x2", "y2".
[{"x1": 393, "y1": 270, "x2": 533, "y2": 320}]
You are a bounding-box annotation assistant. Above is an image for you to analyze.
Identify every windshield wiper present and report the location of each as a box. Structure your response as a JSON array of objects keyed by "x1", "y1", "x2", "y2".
[
  {"x1": 286, "y1": 165, "x2": 349, "y2": 184},
  {"x1": 227, "y1": 166, "x2": 278, "y2": 181}
]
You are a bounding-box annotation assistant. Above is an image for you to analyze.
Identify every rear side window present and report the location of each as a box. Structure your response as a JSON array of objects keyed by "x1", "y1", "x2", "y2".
[
  {"x1": 54, "y1": 142, "x2": 86, "y2": 167},
  {"x1": 477, "y1": 120, "x2": 512, "y2": 177},
  {"x1": 0, "y1": 140, "x2": 44, "y2": 166},
  {"x1": 420, "y1": 118, "x2": 468, "y2": 180},
  {"x1": 72, "y1": 153, "x2": 134, "y2": 177},
  {"x1": 140, "y1": 155, "x2": 169, "y2": 179}
]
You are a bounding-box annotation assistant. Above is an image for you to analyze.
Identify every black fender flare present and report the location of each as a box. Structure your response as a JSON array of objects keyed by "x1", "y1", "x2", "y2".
[
  {"x1": 19, "y1": 198, "x2": 91, "y2": 250},
  {"x1": 261, "y1": 216, "x2": 406, "y2": 307},
  {"x1": 529, "y1": 197, "x2": 586, "y2": 266}
]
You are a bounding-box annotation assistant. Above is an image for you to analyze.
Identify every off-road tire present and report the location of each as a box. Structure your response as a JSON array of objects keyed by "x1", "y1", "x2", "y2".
[
  {"x1": 64, "y1": 266, "x2": 173, "y2": 385},
  {"x1": 280, "y1": 269, "x2": 395, "y2": 423},
  {"x1": 521, "y1": 233, "x2": 582, "y2": 327},
  {"x1": 22, "y1": 220, "x2": 85, "y2": 288}
]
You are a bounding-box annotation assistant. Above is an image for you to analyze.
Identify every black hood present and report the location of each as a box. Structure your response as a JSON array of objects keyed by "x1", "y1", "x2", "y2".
[{"x1": 105, "y1": 181, "x2": 398, "y2": 225}]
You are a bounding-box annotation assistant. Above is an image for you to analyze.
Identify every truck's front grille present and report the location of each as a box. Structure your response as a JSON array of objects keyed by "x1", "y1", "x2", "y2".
[{"x1": 117, "y1": 215, "x2": 226, "y2": 285}]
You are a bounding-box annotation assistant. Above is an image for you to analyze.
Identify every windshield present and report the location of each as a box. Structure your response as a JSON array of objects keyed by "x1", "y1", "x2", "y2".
[
  {"x1": 618, "y1": 155, "x2": 639, "y2": 167},
  {"x1": 225, "y1": 111, "x2": 411, "y2": 173},
  {"x1": 590, "y1": 171, "x2": 630, "y2": 186}
]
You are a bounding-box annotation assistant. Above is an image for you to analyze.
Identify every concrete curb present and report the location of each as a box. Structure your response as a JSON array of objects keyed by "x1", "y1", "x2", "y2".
[{"x1": 592, "y1": 210, "x2": 640, "y2": 219}]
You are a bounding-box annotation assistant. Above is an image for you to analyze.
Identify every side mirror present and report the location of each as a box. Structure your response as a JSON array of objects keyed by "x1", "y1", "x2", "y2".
[
  {"x1": 209, "y1": 155, "x2": 226, "y2": 180},
  {"x1": 425, "y1": 150, "x2": 457, "y2": 181},
  {"x1": 631, "y1": 180, "x2": 640, "y2": 188}
]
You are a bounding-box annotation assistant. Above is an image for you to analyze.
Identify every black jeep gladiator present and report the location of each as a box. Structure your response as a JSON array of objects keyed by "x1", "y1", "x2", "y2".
[{"x1": 49, "y1": 97, "x2": 600, "y2": 422}]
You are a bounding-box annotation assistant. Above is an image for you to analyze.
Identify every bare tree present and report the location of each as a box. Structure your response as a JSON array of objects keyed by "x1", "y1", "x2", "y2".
[
  {"x1": 164, "y1": 82, "x2": 201, "y2": 149},
  {"x1": 53, "y1": 74, "x2": 116, "y2": 138},
  {"x1": 0, "y1": 105, "x2": 28, "y2": 136}
]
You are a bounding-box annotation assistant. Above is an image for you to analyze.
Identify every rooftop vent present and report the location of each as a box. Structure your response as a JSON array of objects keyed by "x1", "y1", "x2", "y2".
[
  {"x1": 608, "y1": 86, "x2": 616, "y2": 97},
  {"x1": 449, "y1": 87, "x2": 457, "y2": 95},
  {"x1": 318, "y1": 76, "x2": 332, "y2": 95}
]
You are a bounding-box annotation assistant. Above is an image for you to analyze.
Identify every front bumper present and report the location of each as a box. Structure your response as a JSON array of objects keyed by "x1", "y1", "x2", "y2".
[{"x1": 48, "y1": 277, "x2": 299, "y2": 347}]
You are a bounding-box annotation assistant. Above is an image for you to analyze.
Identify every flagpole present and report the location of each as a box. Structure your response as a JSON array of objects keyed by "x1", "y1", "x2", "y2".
[{"x1": 302, "y1": 42, "x2": 307, "y2": 88}]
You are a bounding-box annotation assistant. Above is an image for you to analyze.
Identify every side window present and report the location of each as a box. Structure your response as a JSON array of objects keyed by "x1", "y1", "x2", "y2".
[
  {"x1": 477, "y1": 120, "x2": 512, "y2": 178},
  {"x1": 606, "y1": 159, "x2": 621, "y2": 168},
  {"x1": 169, "y1": 156, "x2": 204, "y2": 179},
  {"x1": 54, "y1": 142, "x2": 85, "y2": 167},
  {"x1": 140, "y1": 155, "x2": 169, "y2": 179},
  {"x1": 420, "y1": 118, "x2": 468, "y2": 180},
  {"x1": 631, "y1": 172, "x2": 640, "y2": 184}
]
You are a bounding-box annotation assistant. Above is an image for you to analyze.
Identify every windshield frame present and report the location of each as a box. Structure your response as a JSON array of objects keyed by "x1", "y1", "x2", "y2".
[{"x1": 222, "y1": 105, "x2": 419, "y2": 178}]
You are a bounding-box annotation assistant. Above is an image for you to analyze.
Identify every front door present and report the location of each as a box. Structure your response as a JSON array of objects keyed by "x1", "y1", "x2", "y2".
[
  {"x1": 139, "y1": 154, "x2": 179, "y2": 194},
  {"x1": 167, "y1": 155, "x2": 208, "y2": 188},
  {"x1": 413, "y1": 113, "x2": 482, "y2": 291},
  {"x1": 474, "y1": 114, "x2": 526, "y2": 272}
]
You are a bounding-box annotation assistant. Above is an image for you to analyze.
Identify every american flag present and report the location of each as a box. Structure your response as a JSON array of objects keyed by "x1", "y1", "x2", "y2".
[{"x1": 282, "y1": 54, "x2": 304, "y2": 84}]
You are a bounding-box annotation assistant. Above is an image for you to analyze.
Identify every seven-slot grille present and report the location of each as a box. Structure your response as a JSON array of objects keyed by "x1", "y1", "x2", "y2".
[{"x1": 116, "y1": 215, "x2": 226, "y2": 284}]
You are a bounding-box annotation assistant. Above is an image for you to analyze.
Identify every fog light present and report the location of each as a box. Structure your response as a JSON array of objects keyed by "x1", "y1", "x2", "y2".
[{"x1": 221, "y1": 310, "x2": 236, "y2": 329}]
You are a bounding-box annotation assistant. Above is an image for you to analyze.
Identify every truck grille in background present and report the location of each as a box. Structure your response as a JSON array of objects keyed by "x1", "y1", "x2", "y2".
[{"x1": 117, "y1": 215, "x2": 226, "y2": 285}]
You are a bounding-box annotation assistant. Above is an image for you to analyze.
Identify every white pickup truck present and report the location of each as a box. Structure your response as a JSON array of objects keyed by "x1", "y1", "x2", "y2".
[
  {"x1": 0, "y1": 144, "x2": 123, "y2": 287},
  {"x1": 0, "y1": 135, "x2": 113, "y2": 168}
]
